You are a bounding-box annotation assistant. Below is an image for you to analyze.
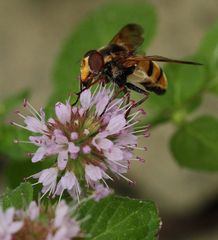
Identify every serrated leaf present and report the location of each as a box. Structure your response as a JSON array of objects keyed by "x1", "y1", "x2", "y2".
[
  {"x1": 170, "y1": 116, "x2": 218, "y2": 171},
  {"x1": 48, "y1": 2, "x2": 157, "y2": 111},
  {"x1": 0, "y1": 182, "x2": 33, "y2": 209},
  {"x1": 196, "y1": 22, "x2": 218, "y2": 95},
  {"x1": 79, "y1": 196, "x2": 160, "y2": 240}
]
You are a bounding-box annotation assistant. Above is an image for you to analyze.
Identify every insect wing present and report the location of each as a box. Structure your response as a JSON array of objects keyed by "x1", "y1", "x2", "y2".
[
  {"x1": 110, "y1": 24, "x2": 144, "y2": 52},
  {"x1": 126, "y1": 55, "x2": 202, "y2": 65}
]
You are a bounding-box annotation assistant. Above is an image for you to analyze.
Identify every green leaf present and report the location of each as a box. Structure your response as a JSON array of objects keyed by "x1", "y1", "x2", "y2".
[
  {"x1": 0, "y1": 90, "x2": 32, "y2": 161},
  {"x1": 48, "y1": 1, "x2": 157, "y2": 110},
  {"x1": 196, "y1": 22, "x2": 218, "y2": 95},
  {"x1": 170, "y1": 116, "x2": 218, "y2": 171},
  {"x1": 79, "y1": 196, "x2": 160, "y2": 240},
  {"x1": 0, "y1": 125, "x2": 34, "y2": 160},
  {"x1": 0, "y1": 182, "x2": 33, "y2": 210}
]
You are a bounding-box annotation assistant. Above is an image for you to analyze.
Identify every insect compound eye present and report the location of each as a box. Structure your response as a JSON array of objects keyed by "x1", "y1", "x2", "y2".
[{"x1": 88, "y1": 50, "x2": 104, "y2": 74}]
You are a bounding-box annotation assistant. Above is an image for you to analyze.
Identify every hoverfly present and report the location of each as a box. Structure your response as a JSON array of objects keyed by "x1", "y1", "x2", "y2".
[{"x1": 78, "y1": 23, "x2": 201, "y2": 106}]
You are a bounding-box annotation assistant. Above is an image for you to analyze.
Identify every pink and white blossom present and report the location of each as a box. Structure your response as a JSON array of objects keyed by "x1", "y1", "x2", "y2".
[
  {"x1": 47, "y1": 200, "x2": 81, "y2": 240},
  {"x1": 0, "y1": 207, "x2": 23, "y2": 240},
  {"x1": 14, "y1": 85, "x2": 148, "y2": 200},
  {"x1": 93, "y1": 184, "x2": 112, "y2": 202},
  {"x1": 85, "y1": 164, "x2": 105, "y2": 186},
  {"x1": 0, "y1": 201, "x2": 82, "y2": 240},
  {"x1": 55, "y1": 171, "x2": 81, "y2": 200},
  {"x1": 32, "y1": 167, "x2": 58, "y2": 197},
  {"x1": 26, "y1": 201, "x2": 40, "y2": 221},
  {"x1": 55, "y1": 101, "x2": 71, "y2": 125}
]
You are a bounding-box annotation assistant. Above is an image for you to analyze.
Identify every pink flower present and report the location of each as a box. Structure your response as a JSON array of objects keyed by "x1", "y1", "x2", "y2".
[
  {"x1": 14, "y1": 85, "x2": 148, "y2": 200},
  {"x1": 93, "y1": 184, "x2": 112, "y2": 201},
  {"x1": 29, "y1": 135, "x2": 57, "y2": 163},
  {"x1": 24, "y1": 116, "x2": 47, "y2": 133},
  {"x1": 55, "y1": 101, "x2": 71, "y2": 125},
  {"x1": 0, "y1": 201, "x2": 82, "y2": 240},
  {"x1": 26, "y1": 201, "x2": 39, "y2": 221},
  {"x1": 32, "y1": 167, "x2": 58, "y2": 197},
  {"x1": 85, "y1": 164, "x2": 105, "y2": 185},
  {"x1": 55, "y1": 171, "x2": 81, "y2": 200},
  {"x1": 0, "y1": 207, "x2": 23, "y2": 240},
  {"x1": 53, "y1": 131, "x2": 80, "y2": 170},
  {"x1": 105, "y1": 114, "x2": 126, "y2": 135},
  {"x1": 82, "y1": 145, "x2": 91, "y2": 154},
  {"x1": 104, "y1": 145, "x2": 123, "y2": 161},
  {"x1": 12, "y1": 101, "x2": 47, "y2": 134},
  {"x1": 92, "y1": 132, "x2": 113, "y2": 151},
  {"x1": 47, "y1": 201, "x2": 81, "y2": 240},
  {"x1": 80, "y1": 89, "x2": 92, "y2": 110}
]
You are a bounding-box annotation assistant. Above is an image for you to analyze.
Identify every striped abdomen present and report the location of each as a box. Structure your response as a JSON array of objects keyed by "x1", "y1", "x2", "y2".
[{"x1": 127, "y1": 60, "x2": 167, "y2": 95}]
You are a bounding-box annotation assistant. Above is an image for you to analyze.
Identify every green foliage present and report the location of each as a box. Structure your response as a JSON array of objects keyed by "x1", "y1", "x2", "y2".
[
  {"x1": 196, "y1": 22, "x2": 218, "y2": 95},
  {"x1": 0, "y1": 90, "x2": 29, "y2": 121},
  {"x1": 0, "y1": 90, "x2": 31, "y2": 160},
  {"x1": 79, "y1": 196, "x2": 160, "y2": 240},
  {"x1": 0, "y1": 182, "x2": 33, "y2": 210},
  {"x1": 170, "y1": 116, "x2": 218, "y2": 171},
  {"x1": 48, "y1": 1, "x2": 157, "y2": 110},
  {"x1": 0, "y1": 2, "x2": 218, "y2": 239},
  {"x1": 143, "y1": 61, "x2": 205, "y2": 126},
  {"x1": 140, "y1": 22, "x2": 218, "y2": 171},
  {"x1": 0, "y1": 126, "x2": 32, "y2": 160},
  {"x1": 4, "y1": 159, "x2": 45, "y2": 188}
]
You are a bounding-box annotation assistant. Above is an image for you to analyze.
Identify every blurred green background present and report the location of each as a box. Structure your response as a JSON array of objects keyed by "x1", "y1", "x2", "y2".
[{"x1": 0, "y1": 0, "x2": 218, "y2": 239}]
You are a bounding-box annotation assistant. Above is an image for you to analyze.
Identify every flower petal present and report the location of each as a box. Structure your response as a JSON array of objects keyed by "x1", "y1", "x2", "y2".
[
  {"x1": 54, "y1": 200, "x2": 69, "y2": 227},
  {"x1": 104, "y1": 146, "x2": 123, "y2": 161},
  {"x1": 38, "y1": 168, "x2": 58, "y2": 186},
  {"x1": 85, "y1": 164, "x2": 103, "y2": 182},
  {"x1": 55, "y1": 102, "x2": 71, "y2": 124},
  {"x1": 116, "y1": 133, "x2": 137, "y2": 146},
  {"x1": 80, "y1": 89, "x2": 92, "y2": 110},
  {"x1": 24, "y1": 116, "x2": 47, "y2": 133},
  {"x1": 92, "y1": 132, "x2": 113, "y2": 151},
  {"x1": 57, "y1": 151, "x2": 68, "y2": 170},
  {"x1": 60, "y1": 171, "x2": 76, "y2": 190},
  {"x1": 68, "y1": 142, "x2": 80, "y2": 154},
  {"x1": 5, "y1": 208, "x2": 15, "y2": 224},
  {"x1": 95, "y1": 95, "x2": 109, "y2": 116},
  {"x1": 8, "y1": 221, "x2": 23, "y2": 234},
  {"x1": 93, "y1": 184, "x2": 111, "y2": 201},
  {"x1": 32, "y1": 147, "x2": 46, "y2": 163},
  {"x1": 106, "y1": 114, "x2": 126, "y2": 135},
  {"x1": 27, "y1": 201, "x2": 39, "y2": 220}
]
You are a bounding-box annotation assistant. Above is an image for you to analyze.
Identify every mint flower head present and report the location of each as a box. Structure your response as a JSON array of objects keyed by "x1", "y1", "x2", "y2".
[
  {"x1": 0, "y1": 207, "x2": 23, "y2": 240},
  {"x1": 13, "y1": 85, "x2": 149, "y2": 200},
  {"x1": 0, "y1": 201, "x2": 82, "y2": 240}
]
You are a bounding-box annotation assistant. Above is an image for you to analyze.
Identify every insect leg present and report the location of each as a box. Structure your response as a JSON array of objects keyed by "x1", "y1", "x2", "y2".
[
  {"x1": 125, "y1": 82, "x2": 149, "y2": 107},
  {"x1": 122, "y1": 86, "x2": 130, "y2": 105},
  {"x1": 72, "y1": 93, "x2": 81, "y2": 106},
  {"x1": 72, "y1": 76, "x2": 102, "y2": 106},
  {"x1": 80, "y1": 80, "x2": 82, "y2": 91},
  {"x1": 72, "y1": 80, "x2": 83, "y2": 106},
  {"x1": 132, "y1": 94, "x2": 149, "y2": 108}
]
